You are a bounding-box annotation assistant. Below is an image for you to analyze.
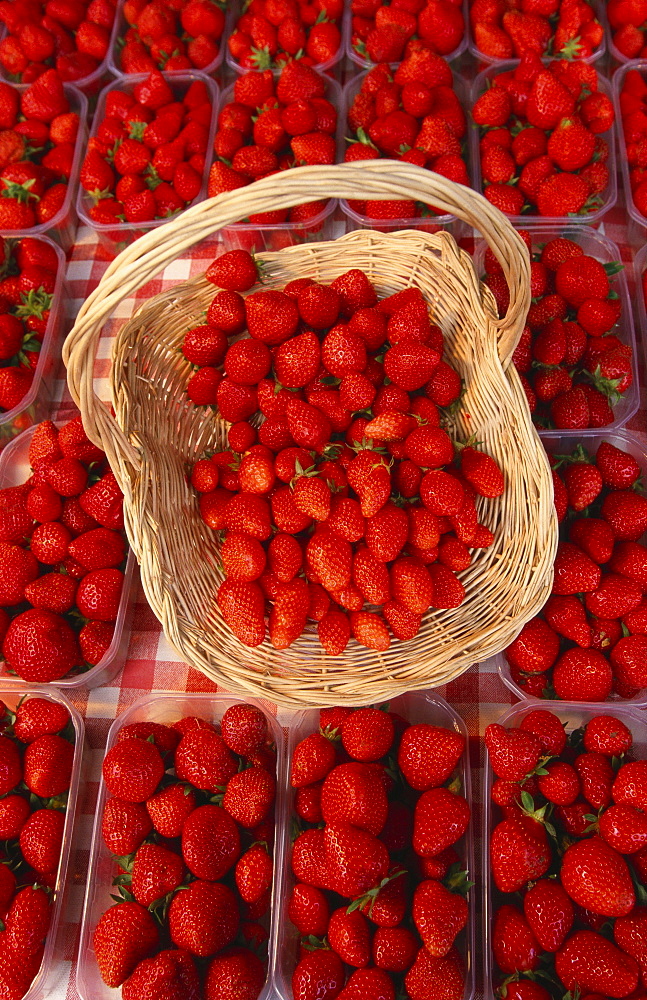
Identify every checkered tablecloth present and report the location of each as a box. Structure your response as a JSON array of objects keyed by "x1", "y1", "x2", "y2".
[{"x1": 41, "y1": 208, "x2": 647, "y2": 1000}]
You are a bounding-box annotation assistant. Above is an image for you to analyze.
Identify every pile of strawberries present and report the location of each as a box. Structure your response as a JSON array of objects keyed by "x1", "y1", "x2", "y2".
[
  {"x1": 207, "y1": 61, "x2": 336, "y2": 235},
  {"x1": 186, "y1": 248, "x2": 506, "y2": 654},
  {"x1": 93, "y1": 702, "x2": 276, "y2": 1000},
  {"x1": 618, "y1": 68, "x2": 647, "y2": 221},
  {"x1": 228, "y1": 0, "x2": 343, "y2": 72},
  {"x1": 0, "y1": 0, "x2": 116, "y2": 84},
  {"x1": 0, "y1": 237, "x2": 59, "y2": 415},
  {"x1": 608, "y1": 0, "x2": 647, "y2": 58},
  {"x1": 80, "y1": 70, "x2": 212, "y2": 228},
  {"x1": 469, "y1": 0, "x2": 603, "y2": 60},
  {"x1": 0, "y1": 695, "x2": 75, "y2": 1000},
  {"x1": 504, "y1": 437, "x2": 647, "y2": 701},
  {"x1": 0, "y1": 71, "x2": 80, "y2": 231},
  {"x1": 289, "y1": 705, "x2": 471, "y2": 1000},
  {"x1": 487, "y1": 709, "x2": 647, "y2": 999},
  {"x1": 350, "y1": 0, "x2": 465, "y2": 63},
  {"x1": 485, "y1": 233, "x2": 633, "y2": 431},
  {"x1": 118, "y1": 0, "x2": 225, "y2": 74},
  {"x1": 343, "y1": 56, "x2": 470, "y2": 222},
  {"x1": 473, "y1": 54, "x2": 614, "y2": 218},
  {"x1": 0, "y1": 416, "x2": 128, "y2": 682}
]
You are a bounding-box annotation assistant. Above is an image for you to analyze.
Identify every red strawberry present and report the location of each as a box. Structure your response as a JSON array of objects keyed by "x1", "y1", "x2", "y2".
[
  {"x1": 555, "y1": 930, "x2": 639, "y2": 996},
  {"x1": 320, "y1": 761, "x2": 388, "y2": 836},
  {"x1": 131, "y1": 843, "x2": 184, "y2": 907},
  {"x1": 490, "y1": 812, "x2": 551, "y2": 893},
  {"x1": 168, "y1": 880, "x2": 238, "y2": 957},
  {"x1": 412, "y1": 787, "x2": 470, "y2": 857},
  {"x1": 413, "y1": 879, "x2": 468, "y2": 958},
  {"x1": 523, "y1": 879, "x2": 574, "y2": 952},
  {"x1": 485, "y1": 723, "x2": 542, "y2": 781},
  {"x1": 204, "y1": 948, "x2": 266, "y2": 1000},
  {"x1": 93, "y1": 901, "x2": 159, "y2": 987},
  {"x1": 3, "y1": 609, "x2": 81, "y2": 682},
  {"x1": 102, "y1": 798, "x2": 153, "y2": 855},
  {"x1": 121, "y1": 950, "x2": 201, "y2": 1000},
  {"x1": 23, "y1": 733, "x2": 73, "y2": 797},
  {"x1": 398, "y1": 723, "x2": 465, "y2": 791},
  {"x1": 102, "y1": 737, "x2": 165, "y2": 802},
  {"x1": 288, "y1": 883, "x2": 330, "y2": 937},
  {"x1": 492, "y1": 904, "x2": 540, "y2": 973},
  {"x1": 181, "y1": 804, "x2": 240, "y2": 881},
  {"x1": 292, "y1": 950, "x2": 344, "y2": 1000},
  {"x1": 561, "y1": 836, "x2": 634, "y2": 917},
  {"x1": 324, "y1": 822, "x2": 390, "y2": 897}
]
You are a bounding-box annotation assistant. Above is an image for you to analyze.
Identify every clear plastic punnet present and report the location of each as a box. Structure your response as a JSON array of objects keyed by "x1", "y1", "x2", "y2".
[
  {"x1": 0, "y1": 237, "x2": 66, "y2": 452},
  {"x1": 0, "y1": 684, "x2": 85, "y2": 1000},
  {"x1": 490, "y1": 429, "x2": 647, "y2": 706},
  {"x1": 483, "y1": 699, "x2": 647, "y2": 999},
  {"x1": 276, "y1": 690, "x2": 475, "y2": 1000},
  {"x1": 76, "y1": 692, "x2": 286, "y2": 1000},
  {"x1": 0, "y1": 421, "x2": 137, "y2": 688},
  {"x1": 471, "y1": 63, "x2": 617, "y2": 227},
  {"x1": 77, "y1": 71, "x2": 219, "y2": 257},
  {"x1": 473, "y1": 225, "x2": 639, "y2": 437}
]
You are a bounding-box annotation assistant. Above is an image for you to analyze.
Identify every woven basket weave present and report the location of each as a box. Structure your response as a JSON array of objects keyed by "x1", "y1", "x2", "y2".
[{"x1": 63, "y1": 161, "x2": 557, "y2": 708}]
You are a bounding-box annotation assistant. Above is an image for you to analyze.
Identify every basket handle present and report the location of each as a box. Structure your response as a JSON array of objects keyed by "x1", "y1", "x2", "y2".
[{"x1": 64, "y1": 161, "x2": 530, "y2": 471}]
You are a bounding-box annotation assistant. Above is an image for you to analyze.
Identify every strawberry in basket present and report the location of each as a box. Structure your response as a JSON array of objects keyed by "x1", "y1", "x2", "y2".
[
  {"x1": 0, "y1": 237, "x2": 59, "y2": 415},
  {"x1": 186, "y1": 249, "x2": 506, "y2": 654},
  {"x1": 118, "y1": 0, "x2": 226, "y2": 74},
  {"x1": 289, "y1": 704, "x2": 471, "y2": 1000},
  {"x1": 487, "y1": 709, "x2": 647, "y2": 999},
  {"x1": 343, "y1": 54, "x2": 470, "y2": 222},
  {"x1": 208, "y1": 60, "x2": 337, "y2": 242},
  {"x1": 0, "y1": 694, "x2": 75, "y2": 1000},
  {"x1": 0, "y1": 0, "x2": 116, "y2": 84},
  {"x1": 484, "y1": 233, "x2": 632, "y2": 431},
  {"x1": 470, "y1": 0, "x2": 603, "y2": 60},
  {"x1": 94, "y1": 702, "x2": 276, "y2": 999},
  {"x1": 504, "y1": 438, "x2": 647, "y2": 702},
  {"x1": 472, "y1": 55, "x2": 614, "y2": 218},
  {"x1": 0, "y1": 415, "x2": 129, "y2": 682},
  {"x1": 228, "y1": 0, "x2": 343, "y2": 72},
  {"x1": 350, "y1": 0, "x2": 465, "y2": 63},
  {"x1": 0, "y1": 73, "x2": 80, "y2": 230},
  {"x1": 80, "y1": 71, "x2": 213, "y2": 228}
]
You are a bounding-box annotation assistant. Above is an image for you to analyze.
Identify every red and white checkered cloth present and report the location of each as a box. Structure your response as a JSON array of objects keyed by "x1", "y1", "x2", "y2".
[{"x1": 43, "y1": 207, "x2": 647, "y2": 1000}]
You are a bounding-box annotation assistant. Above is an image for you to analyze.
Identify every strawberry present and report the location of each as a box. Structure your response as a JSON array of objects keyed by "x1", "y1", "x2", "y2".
[
  {"x1": 389, "y1": 722, "x2": 463, "y2": 794},
  {"x1": 459, "y1": 445, "x2": 504, "y2": 497},
  {"x1": 490, "y1": 812, "x2": 551, "y2": 893},
  {"x1": 223, "y1": 766, "x2": 275, "y2": 828},
  {"x1": 412, "y1": 787, "x2": 470, "y2": 857},
  {"x1": 553, "y1": 648, "x2": 613, "y2": 701},
  {"x1": 204, "y1": 948, "x2": 266, "y2": 1000},
  {"x1": 121, "y1": 950, "x2": 201, "y2": 1000},
  {"x1": 584, "y1": 715, "x2": 632, "y2": 756},
  {"x1": 555, "y1": 930, "x2": 639, "y2": 996},
  {"x1": 523, "y1": 878, "x2": 574, "y2": 952},
  {"x1": 93, "y1": 901, "x2": 159, "y2": 987},
  {"x1": 131, "y1": 842, "x2": 184, "y2": 907},
  {"x1": 561, "y1": 835, "x2": 635, "y2": 917},
  {"x1": 492, "y1": 903, "x2": 540, "y2": 973},
  {"x1": 325, "y1": 822, "x2": 390, "y2": 897},
  {"x1": 168, "y1": 880, "x2": 238, "y2": 957},
  {"x1": 485, "y1": 723, "x2": 542, "y2": 781},
  {"x1": 552, "y1": 541, "x2": 601, "y2": 595},
  {"x1": 288, "y1": 883, "x2": 330, "y2": 937},
  {"x1": 145, "y1": 782, "x2": 196, "y2": 840},
  {"x1": 404, "y1": 946, "x2": 464, "y2": 1000},
  {"x1": 23, "y1": 733, "x2": 73, "y2": 797},
  {"x1": 292, "y1": 950, "x2": 344, "y2": 1000},
  {"x1": 102, "y1": 798, "x2": 153, "y2": 855},
  {"x1": 175, "y1": 729, "x2": 237, "y2": 791},
  {"x1": 613, "y1": 760, "x2": 647, "y2": 811},
  {"x1": 181, "y1": 804, "x2": 240, "y2": 881},
  {"x1": 505, "y1": 617, "x2": 560, "y2": 674},
  {"x1": 102, "y1": 737, "x2": 165, "y2": 802},
  {"x1": 596, "y1": 441, "x2": 641, "y2": 489},
  {"x1": 3, "y1": 608, "x2": 81, "y2": 682},
  {"x1": 413, "y1": 879, "x2": 468, "y2": 958},
  {"x1": 327, "y1": 906, "x2": 372, "y2": 967},
  {"x1": 5, "y1": 885, "x2": 51, "y2": 957},
  {"x1": 221, "y1": 703, "x2": 268, "y2": 757},
  {"x1": 320, "y1": 761, "x2": 388, "y2": 836}
]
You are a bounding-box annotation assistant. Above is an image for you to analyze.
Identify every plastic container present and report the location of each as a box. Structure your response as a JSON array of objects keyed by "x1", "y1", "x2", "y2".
[
  {"x1": 344, "y1": 0, "x2": 469, "y2": 71},
  {"x1": 471, "y1": 63, "x2": 617, "y2": 227},
  {"x1": 0, "y1": 421, "x2": 137, "y2": 688},
  {"x1": 214, "y1": 76, "x2": 341, "y2": 253},
  {"x1": 632, "y1": 242, "x2": 647, "y2": 344},
  {"x1": 0, "y1": 238, "x2": 66, "y2": 452},
  {"x1": 0, "y1": 11, "x2": 120, "y2": 98},
  {"x1": 76, "y1": 71, "x2": 219, "y2": 257},
  {"x1": 0, "y1": 83, "x2": 87, "y2": 252},
  {"x1": 473, "y1": 225, "x2": 639, "y2": 436},
  {"x1": 467, "y1": 0, "x2": 607, "y2": 66},
  {"x1": 0, "y1": 684, "x2": 84, "y2": 1000},
  {"x1": 340, "y1": 71, "x2": 473, "y2": 236},
  {"x1": 108, "y1": 0, "x2": 226, "y2": 78},
  {"x1": 489, "y1": 428, "x2": 647, "y2": 706},
  {"x1": 275, "y1": 690, "x2": 475, "y2": 1000},
  {"x1": 226, "y1": 0, "x2": 346, "y2": 78},
  {"x1": 76, "y1": 692, "x2": 286, "y2": 1000},
  {"x1": 612, "y1": 60, "x2": 647, "y2": 232},
  {"x1": 483, "y1": 699, "x2": 647, "y2": 1000}
]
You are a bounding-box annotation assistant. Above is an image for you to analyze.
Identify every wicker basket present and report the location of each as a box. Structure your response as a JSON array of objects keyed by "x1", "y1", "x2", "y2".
[{"x1": 63, "y1": 161, "x2": 557, "y2": 708}]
